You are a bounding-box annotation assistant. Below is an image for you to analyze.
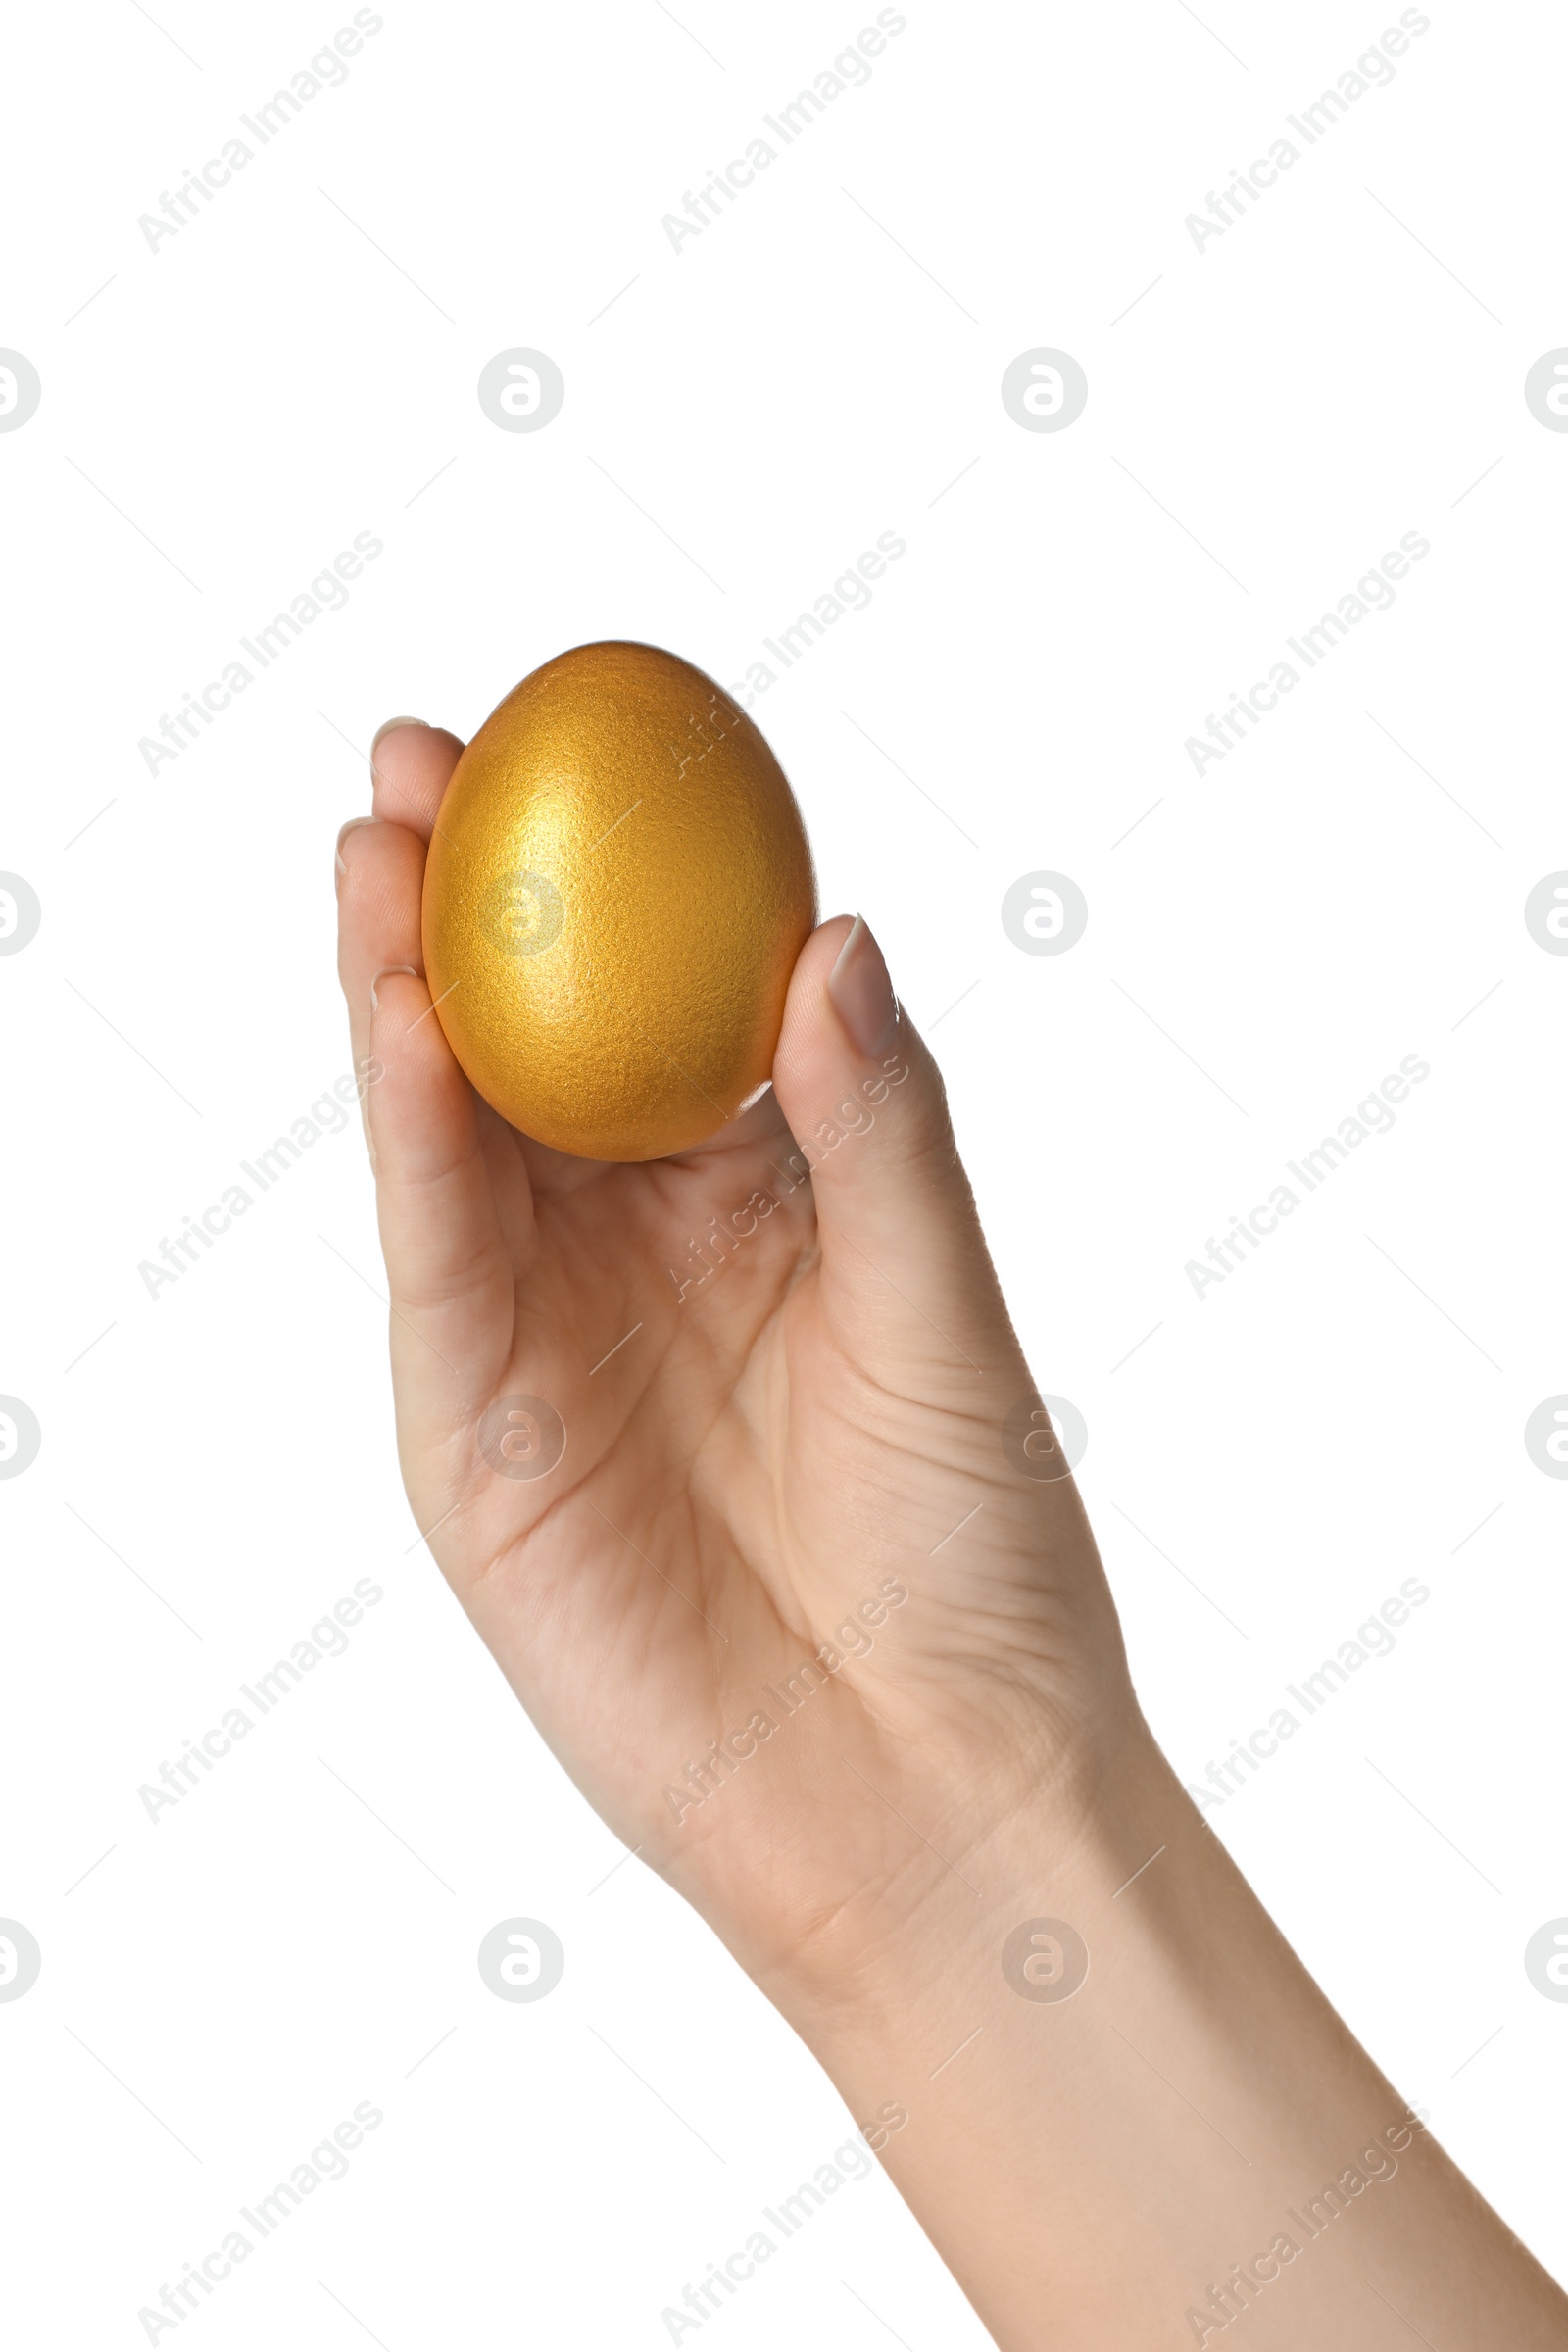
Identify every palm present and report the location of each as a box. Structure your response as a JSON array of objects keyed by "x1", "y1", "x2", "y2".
[{"x1": 339, "y1": 724, "x2": 1128, "y2": 1976}]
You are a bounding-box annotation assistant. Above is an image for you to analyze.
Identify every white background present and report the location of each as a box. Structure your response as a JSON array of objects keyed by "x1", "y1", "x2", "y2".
[{"x1": 3, "y1": 1, "x2": 1566, "y2": 2343}]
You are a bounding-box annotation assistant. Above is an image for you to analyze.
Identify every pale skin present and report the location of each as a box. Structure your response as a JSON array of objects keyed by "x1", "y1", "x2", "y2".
[{"x1": 337, "y1": 718, "x2": 1567, "y2": 2348}]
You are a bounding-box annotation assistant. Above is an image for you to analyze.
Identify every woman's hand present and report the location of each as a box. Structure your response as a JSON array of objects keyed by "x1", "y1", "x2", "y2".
[
  {"x1": 335, "y1": 718, "x2": 1134, "y2": 1998},
  {"x1": 338, "y1": 717, "x2": 1568, "y2": 2349}
]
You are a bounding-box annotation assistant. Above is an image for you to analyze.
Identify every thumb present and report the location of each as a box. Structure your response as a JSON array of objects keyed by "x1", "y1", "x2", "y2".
[{"x1": 769, "y1": 914, "x2": 1010, "y2": 1385}]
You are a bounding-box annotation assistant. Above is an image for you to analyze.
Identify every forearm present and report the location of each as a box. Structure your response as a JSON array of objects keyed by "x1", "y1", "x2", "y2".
[{"x1": 767, "y1": 1719, "x2": 1566, "y2": 2349}]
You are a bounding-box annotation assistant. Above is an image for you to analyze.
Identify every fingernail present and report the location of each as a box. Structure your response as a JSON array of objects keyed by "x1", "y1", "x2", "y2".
[
  {"x1": 371, "y1": 716, "x2": 425, "y2": 757},
  {"x1": 335, "y1": 814, "x2": 375, "y2": 880},
  {"x1": 827, "y1": 915, "x2": 899, "y2": 1058},
  {"x1": 370, "y1": 964, "x2": 417, "y2": 1014}
]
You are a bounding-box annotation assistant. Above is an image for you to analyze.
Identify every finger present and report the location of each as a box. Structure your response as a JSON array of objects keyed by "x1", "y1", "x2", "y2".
[
  {"x1": 770, "y1": 915, "x2": 1013, "y2": 1387},
  {"x1": 336, "y1": 720, "x2": 462, "y2": 1142},
  {"x1": 366, "y1": 965, "x2": 519, "y2": 1430},
  {"x1": 370, "y1": 719, "x2": 466, "y2": 842},
  {"x1": 336, "y1": 716, "x2": 517, "y2": 1421},
  {"x1": 334, "y1": 817, "x2": 378, "y2": 1127},
  {"x1": 337, "y1": 814, "x2": 426, "y2": 1046}
]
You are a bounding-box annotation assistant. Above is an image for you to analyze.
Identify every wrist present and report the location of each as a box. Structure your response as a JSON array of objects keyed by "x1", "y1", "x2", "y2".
[
  {"x1": 708, "y1": 1690, "x2": 1564, "y2": 2350},
  {"x1": 757, "y1": 1700, "x2": 1171, "y2": 2061},
  {"x1": 752, "y1": 1719, "x2": 1429, "y2": 2348}
]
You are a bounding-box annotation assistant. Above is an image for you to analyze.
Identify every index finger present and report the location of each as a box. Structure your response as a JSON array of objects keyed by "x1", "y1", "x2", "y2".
[{"x1": 371, "y1": 720, "x2": 466, "y2": 841}]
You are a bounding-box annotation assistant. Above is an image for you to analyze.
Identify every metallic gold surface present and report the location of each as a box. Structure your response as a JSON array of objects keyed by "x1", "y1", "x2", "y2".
[{"x1": 421, "y1": 642, "x2": 817, "y2": 1161}]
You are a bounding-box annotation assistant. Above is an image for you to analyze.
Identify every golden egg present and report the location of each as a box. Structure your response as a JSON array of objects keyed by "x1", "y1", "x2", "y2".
[{"x1": 421, "y1": 642, "x2": 817, "y2": 1161}]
